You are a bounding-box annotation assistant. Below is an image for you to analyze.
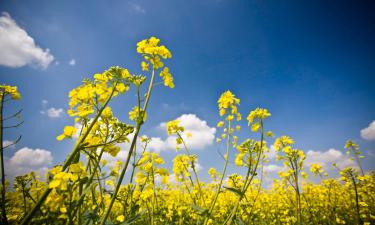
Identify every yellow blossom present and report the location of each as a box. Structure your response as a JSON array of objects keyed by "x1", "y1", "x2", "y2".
[{"x1": 56, "y1": 126, "x2": 77, "y2": 141}]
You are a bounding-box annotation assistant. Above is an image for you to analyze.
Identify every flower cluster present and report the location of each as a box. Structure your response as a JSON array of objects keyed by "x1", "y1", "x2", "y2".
[
  {"x1": 0, "y1": 84, "x2": 21, "y2": 100},
  {"x1": 137, "y1": 36, "x2": 174, "y2": 88},
  {"x1": 216, "y1": 90, "x2": 241, "y2": 146},
  {"x1": 246, "y1": 108, "x2": 271, "y2": 132}
]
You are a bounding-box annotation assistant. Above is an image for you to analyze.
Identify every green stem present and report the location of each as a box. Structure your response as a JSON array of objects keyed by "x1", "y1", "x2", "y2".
[
  {"x1": 203, "y1": 121, "x2": 231, "y2": 225},
  {"x1": 225, "y1": 120, "x2": 264, "y2": 225},
  {"x1": 0, "y1": 94, "x2": 8, "y2": 225},
  {"x1": 70, "y1": 150, "x2": 105, "y2": 221},
  {"x1": 21, "y1": 84, "x2": 117, "y2": 225},
  {"x1": 293, "y1": 158, "x2": 302, "y2": 225},
  {"x1": 99, "y1": 66, "x2": 156, "y2": 225},
  {"x1": 178, "y1": 133, "x2": 206, "y2": 207},
  {"x1": 350, "y1": 172, "x2": 363, "y2": 225}
]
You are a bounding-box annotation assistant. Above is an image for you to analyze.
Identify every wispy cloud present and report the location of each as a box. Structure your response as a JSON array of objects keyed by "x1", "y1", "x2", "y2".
[
  {"x1": 0, "y1": 12, "x2": 54, "y2": 69},
  {"x1": 130, "y1": 3, "x2": 146, "y2": 14},
  {"x1": 69, "y1": 58, "x2": 76, "y2": 66},
  {"x1": 40, "y1": 100, "x2": 64, "y2": 118}
]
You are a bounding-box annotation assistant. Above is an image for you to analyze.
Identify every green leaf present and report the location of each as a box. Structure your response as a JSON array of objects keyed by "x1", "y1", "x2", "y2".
[
  {"x1": 72, "y1": 151, "x2": 80, "y2": 164},
  {"x1": 79, "y1": 176, "x2": 89, "y2": 185},
  {"x1": 120, "y1": 210, "x2": 145, "y2": 225},
  {"x1": 223, "y1": 186, "x2": 243, "y2": 197},
  {"x1": 191, "y1": 204, "x2": 209, "y2": 215}
]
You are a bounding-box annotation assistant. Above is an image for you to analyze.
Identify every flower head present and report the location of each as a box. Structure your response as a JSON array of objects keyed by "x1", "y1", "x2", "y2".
[
  {"x1": 57, "y1": 126, "x2": 77, "y2": 141},
  {"x1": 0, "y1": 84, "x2": 21, "y2": 100}
]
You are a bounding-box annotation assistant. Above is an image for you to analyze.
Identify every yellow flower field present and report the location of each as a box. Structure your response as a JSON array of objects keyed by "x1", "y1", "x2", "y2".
[{"x1": 0, "y1": 37, "x2": 374, "y2": 225}]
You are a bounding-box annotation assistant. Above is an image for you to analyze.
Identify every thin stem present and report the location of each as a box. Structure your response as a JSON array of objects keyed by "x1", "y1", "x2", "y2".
[
  {"x1": 350, "y1": 172, "x2": 363, "y2": 225},
  {"x1": 99, "y1": 65, "x2": 156, "y2": 225},
  {"x1": 225, "y1": 120, "x2": 264, "y2": 225},
  {"x1": 178, "y1": 133, "x2": 206, "y2": 207},
  {"x1": 203, "y1": 120, "x2": 231, "y2": 225},
  {"x1": 0, "y1": 94, "x2": 8, "y2": 225}
]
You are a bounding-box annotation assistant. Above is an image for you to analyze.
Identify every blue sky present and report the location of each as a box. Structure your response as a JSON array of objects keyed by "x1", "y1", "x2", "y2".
[{"x1": 0, "y1": 0, "x2": 374, "y2": 181}]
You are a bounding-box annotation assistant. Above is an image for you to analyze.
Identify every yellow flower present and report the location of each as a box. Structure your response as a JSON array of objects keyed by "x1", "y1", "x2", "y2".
[
  {"x1": 208, "y1": 168, "x2": 217, "y2": 178},
  {"x1": 266, "y1": 131, "x2": 274, "y2": 137},
  {"x1": 105, "y1": 145, "x2": 121, "y2": 157},
  {"x1": 166, "y1": 119, "x2": 184, "y2": 135},
  {"x1": 102, "y1": 106, "x2": 113, "y2": 118},
  {"x1": 141, "y1": 61, "x2": 149, "y2": 71},
  {"x1": 129, "y1": 106, "x2": 147, "y2": 122},
  {"x1": 344, "y1": 139, "x2": 359, "y2": 150},
  {"x1": 247, "y1": 108, "x2": 271, "y2": 126},
  {"x1": 136, "y1": 36, "x2": 172, "y2": 59},
  {"x1": 235, "y1": 153, "x2": 245, "y2": 166},
  {"x1": 115, "y1": 83, "x2": 129, "y2": 93},
  {"x1": 116, "y1": 215, "x2": 125, "y2": 222},
  {"x1": 226, "y1": 115, "x2": 234, "y2": 121},
  {"x1": 56, "y1": 126, "x2": 77, "y2": 141},
  {"x1": 218, "y1": 91, "x2": 240, "y2": 109},
  {"x1": 160, "y1": 67, "x2": 174, "y2": 88},
  {"x1": 106, "y1": 180, "x2": 115, "y2": 187},
  {"x1": 310, "y1": 163, "x2": 324, "y2": 175},
  {"x1": 217, "y1": 121, "x2": 224, "y2": 128},
  {"x1": 0, "y1": 85, "x2": 21, "y2": 100},
  {"x1": 274, "y1": 136, "x2": 294, "y2": 151},
  {"x1": 251, "y1": 122, "x2": 261, "y2": 132},
  {"x1": 60, "y1": 207, "x2": 67, "y2": 214}
]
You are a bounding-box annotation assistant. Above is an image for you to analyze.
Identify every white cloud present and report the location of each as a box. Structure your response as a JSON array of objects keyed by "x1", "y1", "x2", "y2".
[
  {"x1": 149, "y1": 114, "x2": 216, "y2": 152},
  {"x1": 305, "y1": 148, "x2": 357, "y2": 170},
  {"x1": 148, "y1": 137, "x2": 165, "y2": 152},
  {"x1": 40, "y1": 100, "x2": 64, "y2": 118},
  {"x1": 46, "y1": 107, "x2": 64, "y2": 118},
  {"x1": 130, "y1": 3, "x2": 146, "y2": 14},
  {"x1": 69, "y1": 58, "x2": 76, "y2": 66},
  {"x1": 6, "y1": 147, "x2": 53, "y2": 178},
  {"x1": 0, "y1": 12, "x2": 54, "y2": 69},
  {"x1": 265, "y1": 145, "x2": 277, "y2": 160},
  {"x1": 264, "y1": 164, "x2": 283, "y2": 173},
  {"x1": 361, "y1": 121, "x2": 375, "y2": 141},
  {"x1": 40, "y1": 107, "x2": 64, "y2": 118}
]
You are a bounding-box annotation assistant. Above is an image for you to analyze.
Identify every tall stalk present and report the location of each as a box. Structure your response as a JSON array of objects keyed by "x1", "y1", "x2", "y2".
[
  {"x1": 0, "y1": 94, "x2": 8, "y2": 225},
  {"x1": 203, "y1": 121, "x2": 231, "y2": 225},
  {"x1": 349, "y1": 171, "x2": 363, "y2": 225},
  {"x1": 99, "y1": 66, "x2": 156, "y2": 225},
  {"x1": 225, "y1": 120, "x2": 265, "y2": 225},
  {"x1": 294, "y1": 162, "x2": 302, "y2": 225},
  {"x1": 178, "y1": 133, "x2": 206, "y2": 207}
]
